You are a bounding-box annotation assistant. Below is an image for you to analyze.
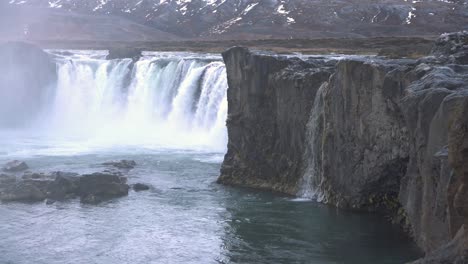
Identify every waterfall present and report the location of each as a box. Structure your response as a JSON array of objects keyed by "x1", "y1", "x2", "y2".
[
  {"x1": 297, "y1": 83, "x2": 326, "y2": 200},
  {"x1": 33, "y1": 51, "x2": 228, "y2": 152}
]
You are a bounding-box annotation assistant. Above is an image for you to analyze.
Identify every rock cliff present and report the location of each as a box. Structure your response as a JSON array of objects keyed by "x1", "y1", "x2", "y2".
[
  {"x1": 219, "y1": 49, "x2": 335, "y2": 193},
  {"x1": 219, "y1": 32, "x2": 468, "y2": 262}
]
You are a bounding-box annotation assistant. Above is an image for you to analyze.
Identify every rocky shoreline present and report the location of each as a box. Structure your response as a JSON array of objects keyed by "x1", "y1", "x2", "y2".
[{"x1": 218, "y1": 31, "x2": 468, "y2": 263}]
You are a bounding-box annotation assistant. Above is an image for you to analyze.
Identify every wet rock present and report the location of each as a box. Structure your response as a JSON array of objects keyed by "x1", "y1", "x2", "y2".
[
  {"x1": 0, "y1": 181, "x2": 48, "y2": 202},
  {"x1": 0, "y1": 170, "x2": 131, "y2": 204},
  {"x1": 101, "y1": 169, "x2": 124, "y2": 177},
  {"x1": 80, "y1": 194, "x2": 103, "y2": 204},
  {"x1": 47, "y1": 172, "x2": 80, "y2": 200},
  {"x1": 78, "y1": 172, "x2": 130, "y2": 204},
  {"x1": 0, "y1": 174, "x2": 16, "y2": 184},
  {"x1": 22, "y1": 171, "x2": 51, "y2": 180},
  {"x1": 106, "y1": 48, "x2": 142, "y2": 62},
  {"x1": 0, "y1": 174, "x2": 17, "y2": 196},
  {"x1": 2, "y1": 160, "x2": 29, "y2": 172},
  {"x1": 102, "y1": 160, "x2": 137, "y2": 169},
  {"x1": 133, "y1": 183, "x2": 150, "y2": 192},
  {"x1": 45, "y1": 199, "x2": 56, "y2": 205}
]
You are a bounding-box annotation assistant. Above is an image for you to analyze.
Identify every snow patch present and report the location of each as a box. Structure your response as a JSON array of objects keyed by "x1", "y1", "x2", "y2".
[{"x1": 405, "y1": 7, "x2": 416, "y2": 24}]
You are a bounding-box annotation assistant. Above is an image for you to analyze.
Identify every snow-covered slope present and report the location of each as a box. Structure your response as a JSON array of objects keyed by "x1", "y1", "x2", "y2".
[{"x1": 5, "y1": 0, "x2": 468, "y2": 39}]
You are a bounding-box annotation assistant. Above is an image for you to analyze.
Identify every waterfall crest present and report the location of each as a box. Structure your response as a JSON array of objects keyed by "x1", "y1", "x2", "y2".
[{"x1": 37, "y1": 51, "x2": 228, "y2": 152}]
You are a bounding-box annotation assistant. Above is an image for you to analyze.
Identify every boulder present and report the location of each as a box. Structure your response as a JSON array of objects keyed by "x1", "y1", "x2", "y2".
[
  {"x1": 0, "y1": 181, "x2": 48, "y2": 202},
  {"x1": 3, "y1": 160, "x2": 29, "y2": 172},
  {"x1": 133, "y1": 183, "x2": 150, "y2": 192},
  {"x1": 0, "y1": 174, "x2": 16, "y2": 184},
  {"x1": 102, "y1": 160, "x2": 137, "y2": 169},
  {"x1": 0, "y1": 174, "x2": 17, "y2": 194},
  {"x1": 78, "y1": 172, "x2": 130, "y2": 204},
  {"x1": 80, "y1": 194, "x2": 103, "y2": 204},
  {"x1": 46, "y1": 172, "x2": 80, "y2": 200},
  {"x1": 0, "y1": 170, "x2": 131, "y2": 204},
  {"x1": 106, "y1": 47, "x2": 142, "y2": 62},
  {"x1": 22, "y1": 171, "x2": 51, "y2": 180}
]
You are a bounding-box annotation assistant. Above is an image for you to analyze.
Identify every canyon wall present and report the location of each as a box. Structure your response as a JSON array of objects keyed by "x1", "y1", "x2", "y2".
[
  {"x1": 219, "y1": 32, "x2": 468, "y2": 262},
  {"x1": 219, "y1": 49, "x2": 335, "y2": 194}
]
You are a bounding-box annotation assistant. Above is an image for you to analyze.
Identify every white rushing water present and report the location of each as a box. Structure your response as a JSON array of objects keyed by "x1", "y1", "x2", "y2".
[
  {"x1": 15, "y1": 51, "x2": 229, "y2": 154},
  {"x1": 297, "y1": 83, "x2": 326, "y2": 200}
]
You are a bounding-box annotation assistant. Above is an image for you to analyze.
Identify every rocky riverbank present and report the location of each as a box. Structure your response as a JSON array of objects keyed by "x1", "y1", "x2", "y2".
[{"x1": 218, "y1": 31, "x2": 468, "y2": 263}]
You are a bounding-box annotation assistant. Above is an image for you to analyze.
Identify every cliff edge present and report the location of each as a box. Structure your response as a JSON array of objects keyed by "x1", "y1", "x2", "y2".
[{"x1": 218, "y1": 32, "x2": 468, "y2": 263}]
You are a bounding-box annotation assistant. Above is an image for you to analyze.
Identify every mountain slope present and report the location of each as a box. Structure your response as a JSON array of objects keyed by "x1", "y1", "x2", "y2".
[
  {"x1": 0, "y1": 4, "x2": 181, "y2": 42},
  {"x1": 6, "y1": 0, "x2": 468, "y2": 40}
]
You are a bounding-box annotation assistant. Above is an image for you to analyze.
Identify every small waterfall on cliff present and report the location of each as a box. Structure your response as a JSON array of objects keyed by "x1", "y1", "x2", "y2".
[
  {"x1": 298, "y1": 84, "x2": 326, "y2": 200},
  {"x1": 37, "y1": 52, "x2": 228, "y2": 152}
]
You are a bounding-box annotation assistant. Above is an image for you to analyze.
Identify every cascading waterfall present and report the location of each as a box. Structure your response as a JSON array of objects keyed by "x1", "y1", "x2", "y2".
[
  {"x1": 297, "y1": 84, "x2": 326, "y2": 200},
  {"x1": 37, "y1": 51, "x2": 228, "y2": 152}
]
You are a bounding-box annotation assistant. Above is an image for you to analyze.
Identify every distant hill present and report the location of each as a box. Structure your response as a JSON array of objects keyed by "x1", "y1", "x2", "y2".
[
  {"x1": 3, "y1": 0, "x2": 468, "y2": 42},
  {"x1": 0, "y1": 4, "x2": 181, "y2": 42}
]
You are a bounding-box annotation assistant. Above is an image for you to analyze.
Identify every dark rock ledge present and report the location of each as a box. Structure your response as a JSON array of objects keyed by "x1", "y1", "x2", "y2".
[
  {"x1": 217, "y1": 31, "x2": 468, "y2": 263},
  {"x1": 0, "y1": 161, "x2": 149, "y2": 204},
  {"x1": 106, "y1": 47, "x2": 142, "y2": 62}
]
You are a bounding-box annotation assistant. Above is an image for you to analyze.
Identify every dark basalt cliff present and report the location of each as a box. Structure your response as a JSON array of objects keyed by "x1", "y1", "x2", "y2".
[
  {"x1": 219, "y1": 32, "x2": 468, "y2": 262},
  {"x1": 219, "y1": 49, "x2": 335, "y2": 193}
]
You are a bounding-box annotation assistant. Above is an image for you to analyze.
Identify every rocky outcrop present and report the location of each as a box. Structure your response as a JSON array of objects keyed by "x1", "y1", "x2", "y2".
[
  {"x1": 432, "y1": 31, "x2": 468, "y2": 65},
  {"x1": 78, "y1": 172, "x2": 129, "y2": 204},
  {"x1": 0, "y1": 170, "x2": 130, "y2": 204},
  {"x1": 106, "y1": 48, "x2": 142, "y2": 62},
  {"x1": 218, "y1": 31, "x2": 468, "y2": 262},
  {"x1": 2, "y1": 160, "x2": 29, "y2": 172},
  {"x1": 132, "y1": 183, "x2": 150, "y2": 192},
  {"x1": 397, "y1": 33, "x2": 468, "y2": 256},
  {"x1": 102, "y1": 160, "x2": 137, "y2": 169},
  {"x1": 0, "y1": 42, "x2": 57, "y2": 127}
]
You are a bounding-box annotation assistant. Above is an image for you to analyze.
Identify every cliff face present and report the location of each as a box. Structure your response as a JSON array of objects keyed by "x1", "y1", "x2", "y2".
[
  {"x1": 219, "y1": 48, "x2": 335, "y2": 194},
  {"x1": 219, "y1": 32, "x2": 468, "y2": 261}
]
